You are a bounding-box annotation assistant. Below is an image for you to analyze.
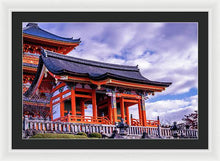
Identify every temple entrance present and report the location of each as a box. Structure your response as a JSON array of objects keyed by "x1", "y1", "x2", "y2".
[{"x1": 116, "y1": 100, "x2": 130, "y2": 125}]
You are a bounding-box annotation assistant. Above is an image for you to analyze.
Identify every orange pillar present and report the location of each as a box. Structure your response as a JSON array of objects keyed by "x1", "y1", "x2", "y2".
[
  {"x1": 138, "y1": 99, "x2": 143, "y2": 126},
  {"x1": 108, "y1": 97, "x2": 112, "y2": 123},
  {"x1": 81, "y1": 100, "x2": 85, "y2": 116},
  {"x1": 111, "y1": 91, "x2": 117, "y2": 124},
  {"x1": 120, "y1": 97, "x2": 125, "y2": 120},
  {"x1": 92, "y1": 88, "x2": 97, "y2": 119},
  {"x1": 71, "y1": 86, "x2": 76, "y2": 116},
  {"x1": 125, "y1": 105, "x2": 130, "y2": 125},
  {"x1": 50, "y1": 99, "x2": 53, "y2": 121},
  {"x1": 60, "y1": 98, "x2": 64, "y2": 117},
  {"x1": 142, "y1": 96, "x2": 147, "y2": 126}
]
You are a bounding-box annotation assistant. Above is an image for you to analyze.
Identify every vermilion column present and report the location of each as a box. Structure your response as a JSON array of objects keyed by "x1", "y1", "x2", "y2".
[
  {"x1": 142, "y1": 96, "x2": 147, "y2": 126},
  {"x1": 92, "y1": 88, "x2": 97, "y2": 119},
  {"x1": 120, "y1": 97, "x2": 125, "y2": 120},
  {"x1": 125, "y1": 105, "x2": 130, "y2": 125},
  {"x1": 71, "y1": 86, "x2": 76, "y2": 116},
  {"x1": 111, "y1": 91, "x2": 117, "y2": 124},
  {"x1": 60, "y1": 98, "x2": 64, "y2": 117},
  {"x1": 81, "y1": 100, "x2": 85, "y2": 116},
  {"x1": 138, "y1": 99, "x2": 143, "y2": 126}
]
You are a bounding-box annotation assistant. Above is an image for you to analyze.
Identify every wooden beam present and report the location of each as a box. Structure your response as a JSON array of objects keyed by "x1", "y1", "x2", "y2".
[
  {"x1": 125, "y1": 102, "x2": 138, "y2": 107},
  {"x1": 116, "y1": 93, "x2": 141, "y2": 99},
  {"x1": 75, "y1": 94, "x2": 92, "y2": 98},
  {"x1": 124, "y1": 99, "x2": 138, "y2": 103},
  {"x1": 75, "y1": 88, "x2": 92, "y2": 93},
  {"x1": 51, "y1": 82, "x2": 65, "y2": 93},
  {"x1": 98, "y1": 103, "x2": 108, "y2": 110},
  {"x1": 109, "y1": 79, "x2": 165, "y2": 91}
]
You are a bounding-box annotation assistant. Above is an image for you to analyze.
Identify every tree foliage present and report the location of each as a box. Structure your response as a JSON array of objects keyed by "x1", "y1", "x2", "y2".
[{"x1": 182, "y1": 110, "x2": 198, "y2": 129}]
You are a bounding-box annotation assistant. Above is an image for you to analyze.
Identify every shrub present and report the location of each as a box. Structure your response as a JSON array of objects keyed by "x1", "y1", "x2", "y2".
[
  {"x1": 76, "y1": 132, "x2": 87, "y2": 137},
  {"x1": 30, "y1": 133, "x2": 87, "y2": 139},
  {"x1": 89, "y1": 132, "x2": 102, "y2": 138}
]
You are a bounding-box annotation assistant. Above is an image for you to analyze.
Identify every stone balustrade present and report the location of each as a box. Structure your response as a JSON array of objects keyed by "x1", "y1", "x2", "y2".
[{"x1": 23, "y1": 116, "x2": 198, "y2": 138}]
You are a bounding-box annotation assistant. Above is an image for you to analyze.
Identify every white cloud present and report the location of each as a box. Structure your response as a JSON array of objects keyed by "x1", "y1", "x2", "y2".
[
  {"x1": 127, "y1": 95, "x2": 198, "y2": 125},
  {"x1": 145, "y1": 95, "x2": 198, "y2": 125}
]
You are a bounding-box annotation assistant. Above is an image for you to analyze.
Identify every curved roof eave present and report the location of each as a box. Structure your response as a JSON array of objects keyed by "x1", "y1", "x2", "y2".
[
  {"x1": 23, "y1": 23, "x2": 81, "y2": 44},
  {"x1": 41, "y1": 49, "x2": 172, "y2": 88}
]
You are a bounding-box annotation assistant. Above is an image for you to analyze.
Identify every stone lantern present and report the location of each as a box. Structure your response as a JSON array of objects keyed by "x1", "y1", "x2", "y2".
[
  {"x1": 116, "y1": 118, "x2": 129, "y2": 138},
  {"x1": 170, "y1": 122, "x2": 179, "y2": 139}
]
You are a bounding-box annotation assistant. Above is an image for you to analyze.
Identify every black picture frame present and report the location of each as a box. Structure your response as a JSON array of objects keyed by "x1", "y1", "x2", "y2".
[{"x1": 12, "y1": 12, "x2": 208, "y2": 149}]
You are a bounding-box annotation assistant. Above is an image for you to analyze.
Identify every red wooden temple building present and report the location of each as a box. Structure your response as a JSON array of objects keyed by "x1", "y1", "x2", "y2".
[
  {"x1": 23, "y1": 23, "x2": 171, "y2": 127},
  {"x1": 23, "y1": 23, "x2": 80, "y2": 118}
]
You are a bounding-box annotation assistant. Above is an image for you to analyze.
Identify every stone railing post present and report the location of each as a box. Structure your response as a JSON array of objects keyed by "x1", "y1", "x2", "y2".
[
  {"x1": 34, "y1": 121, "x2": 37, "y2": 130},
  {"x1": 50, "y1": 122, "x2": 53, "y2": 131},
  {"x1": 30, "y1": 122, "x2": 33, "y2": 130},
  {"x1": 54, "y1": 123, "x2": 58, "y2": 131},
  {"x1": 70, "y1": 124, "x2": 74, "y2": 133},
  {"x1": 62, "y1": 123, "x2": 66, "y2": 132},
  {"x1": 74, "y1": 125, "x2": 77, "y2": 133},
  {"x1": 58, "y1": 123, "x2": 62, "y2": 131},
  {"x1": 23, "y1": 115, "x2": 29, "y2": 130},
  {"x1": 66, "y1": 123, "x2": 70, "y2": 132},
  {"x1": 157, "y1": 116, "x2": 161, "y2": 138},
  {"x1": 88, "y1": 125, "x2": 91, "y2": 133},
  {"x1": 46, "y1": 122, "x2": 49, "y2": 131},
  {"x1": 42, "y1": 122, "x2": 45, "y2": 131},
  {"x1": 38, "y1": 122, "x2": 41, "y2": 131},
  {"x1": 82, "y1": 125, "x2": 85, "y2": 132}
]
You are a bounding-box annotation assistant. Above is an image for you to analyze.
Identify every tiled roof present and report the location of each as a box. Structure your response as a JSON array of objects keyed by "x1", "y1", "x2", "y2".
[
  {"x1": 23, "y1": 23, "x2": 80, "y2": 43},
  {"x1": 41, "y1": 49, "x2": 172, "y2": 87},
  {"x1": 24, "y1": 49, "x2": 172, "y2": 97}
]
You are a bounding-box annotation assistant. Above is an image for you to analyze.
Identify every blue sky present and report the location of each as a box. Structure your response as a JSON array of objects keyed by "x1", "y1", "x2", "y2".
[{"x1": 23, "y1": 22, "x2": 198, "y2": 125}]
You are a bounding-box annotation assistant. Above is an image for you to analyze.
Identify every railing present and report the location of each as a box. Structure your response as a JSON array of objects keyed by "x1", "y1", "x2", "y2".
[
  {"x1": 131, "y1": 118, "x2": 159, "y2": 127},
  {"x1": 146, "y1": 120, "x2": 160, "y2": 127},
  {"x1": 23, "y1": 116, "x2": 198, "y2": 138},
  {"x1": 130, "y1": 118, "x2": 142, "y2": 126},
  {"x1": 53, "y1": 114, "x2": 112, "y2": 125},
  {"x1": 23, "y1": 116, "x2": 116, "y2": 135}
]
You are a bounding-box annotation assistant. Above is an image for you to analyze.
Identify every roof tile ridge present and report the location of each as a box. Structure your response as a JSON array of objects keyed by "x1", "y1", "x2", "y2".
[
  {"x1": 45, "y1": 50, "x2": 140, "y2": 71},
  {"x1": 37, "y1": 26, "x2": 79, "y2": 41}
]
